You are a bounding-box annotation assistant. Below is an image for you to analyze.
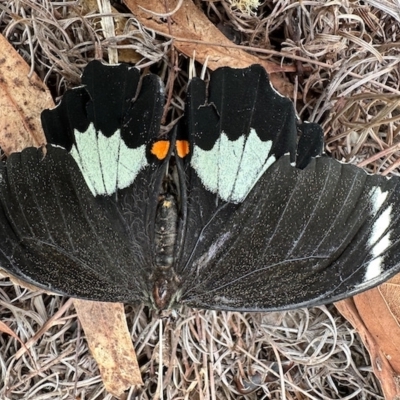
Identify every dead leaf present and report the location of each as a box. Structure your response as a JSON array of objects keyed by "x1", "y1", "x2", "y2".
[
  {"x1": 356, "y1": 282, "x2": 400, "y2": 373},
  {"x1": 379, "y1": 275, "x2": 400, "y2": 323},
  {"x1": 124, "y1": 0, "x2": 295, "y2": 96},
  {"x1": 74, "y1": 300, "x2": 143, "y2": 397},
  {"x1": 0, "y1": 34, "x2": 51, "y2": 155},
  {"x1": 336, "y1": 293, "x2": 400, "y2": 399}
]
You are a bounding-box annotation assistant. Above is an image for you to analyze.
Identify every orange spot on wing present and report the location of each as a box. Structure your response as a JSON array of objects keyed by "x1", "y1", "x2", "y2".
[
  {"x1": 176, "y1": 140, "x2": 190, "y2": 158},
  {"x1": 151, "y1": 140, "x2": 170, "y2": 160}
]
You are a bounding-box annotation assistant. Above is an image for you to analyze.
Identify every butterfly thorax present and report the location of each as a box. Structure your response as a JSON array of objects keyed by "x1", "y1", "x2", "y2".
[{"x1": 151, "y1": 193, "x2": 181, "y2": 310}]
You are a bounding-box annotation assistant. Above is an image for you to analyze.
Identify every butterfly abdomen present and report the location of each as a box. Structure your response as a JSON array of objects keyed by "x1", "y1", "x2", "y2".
[
  {"x1": 154, "y1": 193, "x2": 178, "y2": 268},
  {"x1": 149, "y1": 191, "x2": 183, "y2": 310}
]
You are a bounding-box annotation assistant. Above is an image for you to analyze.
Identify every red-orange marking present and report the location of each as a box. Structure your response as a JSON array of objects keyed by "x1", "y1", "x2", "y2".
[
  {"x1": 176, "y1": 140, "x2": 190, "y2": 158},
  {"x1": 151, "y1": 140, "x2": 170, "y2": 160}
]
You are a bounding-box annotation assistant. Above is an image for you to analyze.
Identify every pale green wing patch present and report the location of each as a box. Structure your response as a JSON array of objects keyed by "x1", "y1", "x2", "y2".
[
  {"x1": 191, "y1": 128, "x2": 274, "y2": 203},
  {"x1": 70, "y1": 124, "x2": 147, "y2": 196}
]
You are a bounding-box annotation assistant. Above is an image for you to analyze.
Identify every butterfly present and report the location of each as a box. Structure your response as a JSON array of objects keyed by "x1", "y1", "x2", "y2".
[{"x1": 0, "y1": 60, "x2": 399, "y2": 312}]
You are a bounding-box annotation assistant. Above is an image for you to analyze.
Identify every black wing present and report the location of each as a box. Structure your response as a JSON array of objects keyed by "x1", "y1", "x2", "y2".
[
  {"x1": 179, "y1": 155, "x2": 400, "y2": 311},
  {"x1": 0, "y1": 146, "x2": 147, "y2": 302},
  {"x1": 176, "y1": 66, "x2": 400, "y2": 311},
  {"x1": 0, "y1": 61, "x2": 168, "y2": 304}
]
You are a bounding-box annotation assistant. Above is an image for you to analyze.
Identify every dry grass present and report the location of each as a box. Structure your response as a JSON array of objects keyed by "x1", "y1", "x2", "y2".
[
  {"x1": 0, "y1": 284, "x2": 381, "y2": 400},
  {"x1": 1, "y1": 0, "x2": 400, "y2": 398}
]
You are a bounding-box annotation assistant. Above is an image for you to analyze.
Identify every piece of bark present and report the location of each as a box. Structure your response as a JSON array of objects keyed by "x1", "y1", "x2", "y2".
[
  {"x1": 0, "y1": 34, "x2": 50, "y2": 155},
  {"x1": 75, "y1": 300, "x2": 143, "y2": 397}
]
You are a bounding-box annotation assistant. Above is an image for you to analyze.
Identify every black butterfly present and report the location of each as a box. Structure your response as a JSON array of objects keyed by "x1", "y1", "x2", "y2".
[{"x1": 1, "y1": 60, "x2": 399, "y2": 311}]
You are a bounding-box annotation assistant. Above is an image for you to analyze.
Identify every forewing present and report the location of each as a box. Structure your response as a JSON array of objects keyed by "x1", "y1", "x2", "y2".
[
  {"x1": 183, "y1": 65, "x2": 298, "y2": 204},
  {"x1": 176, "y1": 65, "x2": 324, "y2": 277},
  {"x1": 180, "y1": 156, "x2": 400, "y2": 311},
  {"x1": 296, "y1": 122, "x2": 324, "y2": 169},
  {"x1": 41, "y1": 60, "x2": 165, "y2": 198}
]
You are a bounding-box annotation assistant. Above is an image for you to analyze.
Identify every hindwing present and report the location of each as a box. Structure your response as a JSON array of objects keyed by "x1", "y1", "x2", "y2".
[{"x1": 179, "y1": 156, "x2": 400, "y2": 311}]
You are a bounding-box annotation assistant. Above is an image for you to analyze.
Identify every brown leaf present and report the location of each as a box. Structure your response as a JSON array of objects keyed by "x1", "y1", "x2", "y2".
[
  {"x1": 124, "y1": 0, "x2": 295, "y2": 96},
  {"x1": 336, "y1": 290, "x2": 400, "y2": 399},
  {"x1": 360, "y1": 281, "x2": 400, "y2": 373},
  {"x1": 0, "y1": 34, "x2": 51, "y2": 155},
  {"x1": 74, "y1": 300, "x2": 143, "y2": 397},
  {"x1": 379, "y1": 275, "x2": 400, "y2": 323}
]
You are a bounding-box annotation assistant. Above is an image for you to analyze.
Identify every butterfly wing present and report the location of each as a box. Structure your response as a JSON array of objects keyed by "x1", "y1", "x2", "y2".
[
  {"x1": 179, "y1": 155, "x2": 400, "y2": 311},
  {"x1": 176, "y1": 65, "x2": 400, "y2": 311},
  {"x1": 0, "y1": 61, "x2": 168, "y2": 303},
  {"x1": 0, "y1": 146, "x2": 147, "y2": 302}
]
